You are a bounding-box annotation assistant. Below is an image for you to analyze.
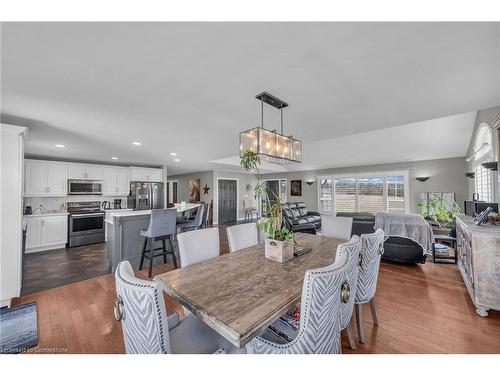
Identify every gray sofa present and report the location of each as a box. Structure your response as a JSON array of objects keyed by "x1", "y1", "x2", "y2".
[{"x1": 336, "y1": 212, "x2": 427, "y2": 264}]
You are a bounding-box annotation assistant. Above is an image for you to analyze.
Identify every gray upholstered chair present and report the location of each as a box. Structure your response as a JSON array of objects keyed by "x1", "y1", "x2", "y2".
[
  {"x1": 335, "y1": 235, "x2": 362, "y2": 350},
  {"x1": 243, "y1": 199, "x2": 258, "y2": 221},
  {"x1": 355, "y1": 229, "x2": 385, "y2": 343},
  {"x1": 177, "y1": 204, "x2": 206, "y2": 232},
  {"x1": 114, "y1": 261, "x2": 239, "y2": 354},
  {"x1": 245, "y1": 239, "x2": 355, "y2": 354},
  {"x1": 321, "y1": 215, "x2": 353, "y2": 241},
  {"x1": 226, "y1": 223, "x2": 259, "y2": 252},
  {"x1": 139, "y1": 208, "x2": 178, "y2": 277}
]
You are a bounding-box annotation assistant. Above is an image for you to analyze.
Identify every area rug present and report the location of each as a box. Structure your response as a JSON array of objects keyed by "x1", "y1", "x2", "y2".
[{"x1": 0, "y1": 302, "x2": 38, "y2": 354}]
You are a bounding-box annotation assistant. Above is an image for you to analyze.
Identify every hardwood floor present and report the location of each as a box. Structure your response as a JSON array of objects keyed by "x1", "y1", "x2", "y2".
[
  {"x1": 13, "y1": 225, "x2": 500, "y2": 354},
  {"x1": 22, "y1": 243, "x2": 110, "y2": 295}
]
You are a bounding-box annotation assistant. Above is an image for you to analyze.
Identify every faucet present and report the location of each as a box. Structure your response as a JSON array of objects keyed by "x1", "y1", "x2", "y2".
[{"x1": 32, "y1": 204, "x2": 43, "y2": 214}]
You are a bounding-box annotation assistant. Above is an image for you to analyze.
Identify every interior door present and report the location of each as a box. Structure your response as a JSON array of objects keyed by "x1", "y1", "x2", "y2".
[{"x1": 218, "y1": 179, "x2": 237, "y2": 224}]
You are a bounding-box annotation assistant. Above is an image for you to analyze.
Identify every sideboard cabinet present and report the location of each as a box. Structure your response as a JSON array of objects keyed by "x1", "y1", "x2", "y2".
[{"x1": 455, "y1": 215, "x2": 500, "y2": 317}]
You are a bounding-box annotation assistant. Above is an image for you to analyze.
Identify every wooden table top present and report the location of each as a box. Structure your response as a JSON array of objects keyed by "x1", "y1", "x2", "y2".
[{"x1": 154, "y1": 233, "x2": 343, "y2": 347}]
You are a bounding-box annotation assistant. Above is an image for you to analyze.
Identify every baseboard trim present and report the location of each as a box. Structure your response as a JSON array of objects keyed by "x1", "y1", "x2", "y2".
[{"x1": 26, "y1": 243, "x2": 67, "y2": 254}]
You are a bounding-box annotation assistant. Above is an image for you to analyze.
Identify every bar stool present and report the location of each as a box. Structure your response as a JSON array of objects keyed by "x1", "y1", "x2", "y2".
[
  {"x1": 139, "y1": 208, "x2": 178, "y2": 277},
  {"x1": 177, "y1": 204, "x2": 206, "y2": 233}
]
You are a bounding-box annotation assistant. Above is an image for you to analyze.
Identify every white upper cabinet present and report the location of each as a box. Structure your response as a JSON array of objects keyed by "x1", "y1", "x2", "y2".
[
  {"x1": 103, "y1": 167, "x2": 130, "y2": 196},
  {"x1": 68, "y1": 164, "x2": 103, "y2": 180},
  {"x1": 25, "y1": 160, "x2": 48, "y2": 196},
  {"x1": 129, "y1": 167, "x2": 163, "y2": 182},
  {"x1": 25, "y1": 160, "x2": 68, "y2": 197}
]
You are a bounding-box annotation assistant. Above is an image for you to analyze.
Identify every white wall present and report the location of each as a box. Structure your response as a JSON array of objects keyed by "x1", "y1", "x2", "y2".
[
  {"x1": 1, "y1": 124, "x2": 26, "y2": 307},
  {"x1": 261, "y1": 157, "x2": 469, "y2": 214}
]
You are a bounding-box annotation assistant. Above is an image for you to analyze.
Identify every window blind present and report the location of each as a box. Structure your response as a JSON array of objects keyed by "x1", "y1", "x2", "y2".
[{"x1": 334, "y1": 177, "x2": 356, "y2": 212}]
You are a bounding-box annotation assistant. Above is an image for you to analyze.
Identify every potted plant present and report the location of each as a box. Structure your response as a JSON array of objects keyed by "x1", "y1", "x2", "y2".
[
  {"x1": 240, "y1": 150, "x2": 294, "y2": 262},
  {"x1": 417, "y1": 194, "x2": 461, "y2": 235}
]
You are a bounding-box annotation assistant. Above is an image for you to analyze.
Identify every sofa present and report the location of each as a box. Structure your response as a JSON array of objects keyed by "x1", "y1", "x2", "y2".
[
  {"x1": 336, "y1": 212, "x2": 427, "y2": 264},
  {"x1": 282, "y1": 202, "x2": 321, "y2": 234}
]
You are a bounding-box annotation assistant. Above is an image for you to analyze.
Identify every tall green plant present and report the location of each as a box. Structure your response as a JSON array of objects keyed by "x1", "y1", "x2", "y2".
[
  {"x1": 240, "y1": 150, "x2": 293, "y2": 242},
  {"x1": 417, "y1": 194, "x2": 460, "y2": 228}
]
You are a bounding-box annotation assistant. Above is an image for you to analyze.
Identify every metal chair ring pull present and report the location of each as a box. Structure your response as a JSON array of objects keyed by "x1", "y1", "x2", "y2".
[
  {"x1": 341, "y1": 281, "x2": 350, "y2": 304},
  {"x1": 114, "y1": 296, "x2": 124, "y2": 321}
]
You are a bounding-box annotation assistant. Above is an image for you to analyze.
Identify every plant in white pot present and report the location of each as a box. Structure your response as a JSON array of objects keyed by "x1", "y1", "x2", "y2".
[{"x1": 240, "y1": 150, "x2": 294, "y2": 262}]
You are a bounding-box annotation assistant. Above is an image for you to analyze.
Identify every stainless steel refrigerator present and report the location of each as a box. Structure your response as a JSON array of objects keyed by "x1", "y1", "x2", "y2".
[{"x1": 128, "y1": 181, "x2": 164, "y2": 210}]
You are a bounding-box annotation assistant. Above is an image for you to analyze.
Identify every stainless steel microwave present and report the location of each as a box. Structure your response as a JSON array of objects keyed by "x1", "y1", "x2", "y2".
[{"x1": 68, "y1": 179, "x2": 103, "y2": 195}]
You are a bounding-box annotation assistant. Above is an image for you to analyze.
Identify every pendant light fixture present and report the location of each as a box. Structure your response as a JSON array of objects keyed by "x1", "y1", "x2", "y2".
[{"x1": 239, "y1": 92, "x2": 302, "y2": 164}]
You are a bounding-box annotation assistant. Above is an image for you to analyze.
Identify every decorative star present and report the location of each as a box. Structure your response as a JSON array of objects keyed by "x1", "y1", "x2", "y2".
[{"x1": 203, "y1": 184, "x2": 210, "y2": 195}]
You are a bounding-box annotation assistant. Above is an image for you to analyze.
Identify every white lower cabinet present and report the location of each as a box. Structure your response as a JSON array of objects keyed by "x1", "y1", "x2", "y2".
[{"x1": 25, "y1": 215, "x2": 68, "y2": 252}]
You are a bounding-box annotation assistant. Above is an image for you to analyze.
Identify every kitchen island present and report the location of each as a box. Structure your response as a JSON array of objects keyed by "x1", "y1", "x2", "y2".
[{"x1": 105, "y1": 203, "x2": 201, "y2": 272}]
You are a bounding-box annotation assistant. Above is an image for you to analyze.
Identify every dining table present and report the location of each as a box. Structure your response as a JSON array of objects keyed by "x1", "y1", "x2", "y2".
[{"x1": 154, "y1": 232, "x2": 344, "y2": 348}]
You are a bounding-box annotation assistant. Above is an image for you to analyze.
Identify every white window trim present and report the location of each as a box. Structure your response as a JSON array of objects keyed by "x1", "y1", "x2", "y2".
[{"x1": 317, "y1": 170, "x2": 410, "y2": 215}]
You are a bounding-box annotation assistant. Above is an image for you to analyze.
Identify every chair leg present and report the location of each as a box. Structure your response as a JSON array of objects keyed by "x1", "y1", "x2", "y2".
[
  {"x1": 369, "y1": 298, "x2": 379, "y2": 326},
  {"x1": 148, "y1": 237, "x2": 155, "y2": 278},
  {"x1": 139, "y1": 237, "x2": 147, "y2": 270},
  {"x1": 355, "y1": 304, "x2": 365, "y2": 343},
  {"x1": 346, "y1": 320, "x2": 357, "y2": 350},
  {"x1": 169, "y1": 236, "x2": 178, "y2": 269},
  {"x1": 162, "y1": 239, "x2": 167, "y2": 264}
]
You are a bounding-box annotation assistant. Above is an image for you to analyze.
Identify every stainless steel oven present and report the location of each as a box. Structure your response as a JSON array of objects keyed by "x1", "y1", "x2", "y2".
[
  {"x1": 68, "y1": 179, "x2": 103, "y2": 195},
  {"x1": 68, "y1": 201, "x2": 105, "y2": 247}
]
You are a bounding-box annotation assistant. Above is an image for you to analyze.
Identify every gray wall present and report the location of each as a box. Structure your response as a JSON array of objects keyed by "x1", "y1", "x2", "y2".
[
  {"x1": 465, "y1": 106, "x2": 500, "y2": 204},
  {"x1": 168, "y1": 170, "x2": 214, "y2": 204},
  {"x1": 261, "y1": 157, "x2": 469, "y2": 214}
]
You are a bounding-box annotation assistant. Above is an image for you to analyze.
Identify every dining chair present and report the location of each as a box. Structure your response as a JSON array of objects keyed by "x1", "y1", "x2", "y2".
[
  {"x1": 114, "y1": 261, "x2": 240, "y2": 354},
  {"x1": 177, "y1": 227, "x2": 220, "y2": 316},
  {"x1": 355, "y1": 229, "x2": 385, "y2": 344},
  {"x1": 139, "y1": 208, "x2": 178, "y2": 277},
  {"x1": 177, "y1": 227, "x2": 220, "y2": 268},
  {"x1": 336, "y1": 235, "x2": 362, "y2": 350},
  {"x1": 243, "y1": 198, "x2": 258, "y2": 222},
  {"x1": 226, "y1": 223, "x2": 259, "y2": 252},
  {"x1": 321, "y1": 215, "x2": 353, "y2": 240},
  {"x1": 177, "y1": 204, "x2": 205, "y2": 232},
  {"x1": 245, "y1": 241, "x2": 353, "y2": 354}
]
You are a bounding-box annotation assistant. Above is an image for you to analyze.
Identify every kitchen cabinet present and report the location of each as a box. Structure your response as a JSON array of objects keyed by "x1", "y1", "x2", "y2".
[
  {"x1": 103, "y1": 167, "x2": 130, "y2": 196},
  {"x1": 68, "y1": 164, "x2": 103, "y2": 180},
  {"x1": 25, "y1": 214, "x2": 68, "y2": 252},
  {"x1": 129, "y1": 167, "x2": 163, "y2": 182},
  {"x1": 25, "y1": 160, "x2": 68, "y2": 197}
]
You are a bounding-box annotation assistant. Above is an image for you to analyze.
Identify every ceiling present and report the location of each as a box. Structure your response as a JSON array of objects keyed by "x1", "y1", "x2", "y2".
[{"x1": 1, "y1": 22, "x2": 499, "y2": 175}]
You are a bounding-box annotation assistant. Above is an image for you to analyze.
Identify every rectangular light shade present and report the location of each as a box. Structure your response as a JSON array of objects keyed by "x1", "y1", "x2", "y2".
[{"x1": 239, "y1": 127, "x2": 302, "y2": 164}]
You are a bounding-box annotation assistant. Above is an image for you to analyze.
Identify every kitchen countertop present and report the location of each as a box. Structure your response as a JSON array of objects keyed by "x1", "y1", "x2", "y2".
[
  {"x1": 104, "y1": 203, "x2": 200, "y2": 223},
  {"x1": 23, "y1": 212, "x2": 69, "y2": 218}
]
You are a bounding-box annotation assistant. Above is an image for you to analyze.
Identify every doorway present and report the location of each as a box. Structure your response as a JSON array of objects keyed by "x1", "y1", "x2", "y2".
[{"x1": 218, "y1": 179, "x2": 237, "y2": 224}]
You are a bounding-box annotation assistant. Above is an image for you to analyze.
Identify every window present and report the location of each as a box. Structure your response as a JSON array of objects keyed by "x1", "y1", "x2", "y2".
[
  {"x1": 473, "y1": 124, "x2": 493, "y2": 202},
  {"x1": 334, "y1": 177, "x2": 356, "y2": 212},
  {"x1": 318, "y1": 171, "x2": 409, "y2": 215},
  {"x1": 319, "y1": 179, "x2": 333, "y2": 213}
]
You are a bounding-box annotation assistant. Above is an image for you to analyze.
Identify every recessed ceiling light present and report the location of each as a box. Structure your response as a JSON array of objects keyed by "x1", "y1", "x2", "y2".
[
  {"x1": 174, "y1": 158, "x2": 180, "y2": 162},
  {"x1": 170, "y1": 152, "x2": 177, "y2": 156},
  {"x1": 132, "y1": 141, "x2": 142, "y2": 146},
  {"x1": 111, "y1": 157, "x2": 118, "y2": 160},
  {"x1": 55, "y1": 144, "x2": 65, "y2": 148}
]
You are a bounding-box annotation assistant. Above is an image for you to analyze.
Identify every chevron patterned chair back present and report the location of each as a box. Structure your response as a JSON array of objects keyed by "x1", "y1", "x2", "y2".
[
  {"x1": 357, "y1": 229, "x2": 385, "y2": 303},
  {"x1": 246, "y1": 241, "x2": 353, "y2": 354},
  {"x1": 354, "y1": 228, "x2": 385, "y2": 344},
  {"x1": 115, "y1": 261, "x2": 172, "y2": 354},
  {"x1": 336, "y1": 236, "x2": 362, "y2": 330}
]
